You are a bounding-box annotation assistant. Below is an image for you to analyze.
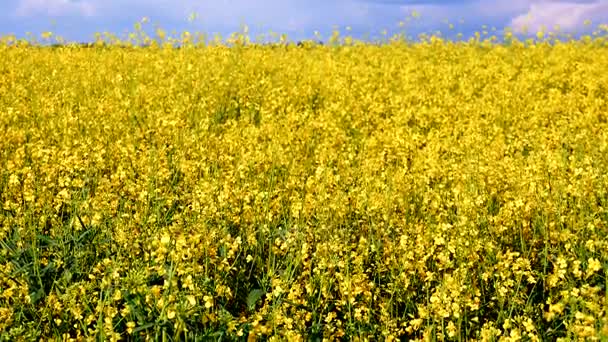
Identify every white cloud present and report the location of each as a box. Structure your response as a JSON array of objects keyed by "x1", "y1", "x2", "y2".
[
  {"x1": 508, "y1": 1, "x2": 608, "y2": 33},
  {"x1": 15, "y1": 0, "x2": 96, "y2": 17}
]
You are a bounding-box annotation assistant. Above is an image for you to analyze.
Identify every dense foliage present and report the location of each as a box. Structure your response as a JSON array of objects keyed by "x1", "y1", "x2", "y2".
[{"x1": 1, "y1": 32, "x2": 608, "y2": 341}]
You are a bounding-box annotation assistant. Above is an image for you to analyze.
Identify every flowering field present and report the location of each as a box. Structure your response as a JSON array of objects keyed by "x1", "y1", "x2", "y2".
[{"x1": 1, "y1": 33, "x2": 608, "y2": 341}]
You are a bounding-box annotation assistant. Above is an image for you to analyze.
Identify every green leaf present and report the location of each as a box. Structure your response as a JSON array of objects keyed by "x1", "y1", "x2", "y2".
[
  {"x1": 132, "y1": 322, "x2": 156, "y2": 334},
  {"x1": 246, "y1": 289, "x2": 265, "y2": 311}
]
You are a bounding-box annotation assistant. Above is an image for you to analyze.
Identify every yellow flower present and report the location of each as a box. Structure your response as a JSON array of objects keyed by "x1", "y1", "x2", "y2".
[
  {"x1": 8, "y1": 174, "x2": 20, "y2": 186},
  {"x1": 126, "y1": 321, "x2": 136, "y2": 334},
  {"x1": 586, "y1": 258, "x2": 602, "y2": 278},
  {"x1": 446, "y1": 321, "x2": 457, "y2": 338},
  {"x1": 203, "y1": 295, "x2": 213, "y2": 309}
]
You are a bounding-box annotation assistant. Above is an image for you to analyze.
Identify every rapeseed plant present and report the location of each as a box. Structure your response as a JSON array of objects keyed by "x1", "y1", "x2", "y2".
[{"x1": 0, "y1": 25, "x2": 607, "y2": 340}]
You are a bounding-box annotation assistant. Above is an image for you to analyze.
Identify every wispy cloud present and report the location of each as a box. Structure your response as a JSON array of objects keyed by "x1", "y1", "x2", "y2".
[{"x1": 509, "y1": 1, "x2": 608, "y2": 33}]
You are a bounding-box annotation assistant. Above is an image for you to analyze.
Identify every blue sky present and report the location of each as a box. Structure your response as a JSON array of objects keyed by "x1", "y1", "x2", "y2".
[{"x1": 1, "y1": 0, "x2": 607, "y2": 43}]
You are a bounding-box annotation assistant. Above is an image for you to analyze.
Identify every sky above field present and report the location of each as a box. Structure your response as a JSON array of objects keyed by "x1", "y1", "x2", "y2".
[{"x1": 1, "y1": 0, "x2": 607, "y2": 43}]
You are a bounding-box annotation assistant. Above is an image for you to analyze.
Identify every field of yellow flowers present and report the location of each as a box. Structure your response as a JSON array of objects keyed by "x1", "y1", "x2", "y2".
[{"x1": 1, "y1": 31, "x2": 608, "y2": 341}]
